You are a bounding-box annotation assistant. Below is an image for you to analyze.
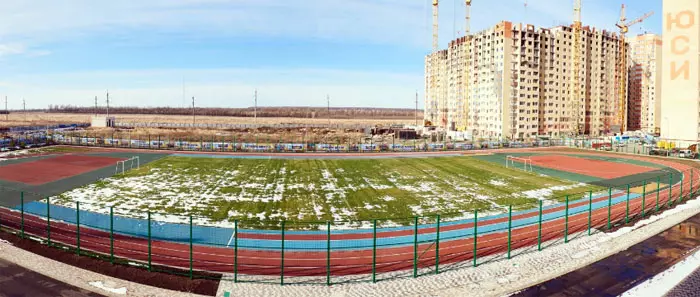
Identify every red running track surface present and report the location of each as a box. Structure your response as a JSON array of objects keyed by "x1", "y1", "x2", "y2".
[
  {"x1": 528, "y1": 154, "x2": 656, "y2": 179},
  {"x1": 0, "y1": 155, "x2": 125, "y2": 185}
]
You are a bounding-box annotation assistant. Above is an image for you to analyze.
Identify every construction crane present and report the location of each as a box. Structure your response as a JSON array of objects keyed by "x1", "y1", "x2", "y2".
[
  {"x1": 432, "y1": 0, "x2": 439, "y2": 53},
  {"x1": 465, "y1": 0, "x2": 471, "y2": 35},
  {"x1": 462, "y1": 0, "x2": 472, "y2": 131},
  {"x1": 571, "y1": 0, "x2": 582, "y2": 136},
  {"x1": 615, "y1": 4, "x2": 653, "y2": 133}
]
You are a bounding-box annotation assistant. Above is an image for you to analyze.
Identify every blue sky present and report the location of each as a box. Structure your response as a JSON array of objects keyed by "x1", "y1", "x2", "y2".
[{"x1": 0, "y1": 0, "x2": 661, "y2": 109}]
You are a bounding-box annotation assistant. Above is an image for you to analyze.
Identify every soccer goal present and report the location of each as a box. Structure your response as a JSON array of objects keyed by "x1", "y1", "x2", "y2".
[
  {"x1": 505, "y1": 155, "x2": 533, "y2": 172},
  {"x1": 115, "y1": 156, "x2": 140, "y2": 175}
]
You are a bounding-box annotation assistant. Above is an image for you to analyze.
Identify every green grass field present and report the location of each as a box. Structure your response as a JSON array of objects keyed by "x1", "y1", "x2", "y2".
[{"x1": 52, "y1": 155, "x2": 603, "y2": 229}]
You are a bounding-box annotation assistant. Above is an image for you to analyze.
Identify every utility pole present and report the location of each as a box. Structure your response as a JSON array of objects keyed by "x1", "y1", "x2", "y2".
[
  {"x1": 94, "y1": 96, "x2": 98, "y2": 116},
  {"x1": 22, "y1": 98, "x2": 26, "y2": 121},
  {"x1": 415, "y1": 90, "x2": 419, "y2": 126},
  {"x1": 254, "y1": 89, "x2": 257, "y2": 124},
  {"x1": 327, "y1": 94, "x2": 330, "y2": 126},
  {"x1": 106, "y1": 90, "x2": 110, "y2": 118},
  {"x1": 192, "y1": 96, "x2": 195, "y2": 125}
]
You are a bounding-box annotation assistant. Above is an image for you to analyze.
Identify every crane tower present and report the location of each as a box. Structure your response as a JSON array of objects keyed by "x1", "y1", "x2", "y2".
[
  {"x1": 571, "y1": 0, "x2": 582, "y2": 136},
  {"x1": 462, "y1": 0, "x2": 472, "y2": 131},
  {"x1": 615, "y1": 4, "x2": 653, "y2": 133}
]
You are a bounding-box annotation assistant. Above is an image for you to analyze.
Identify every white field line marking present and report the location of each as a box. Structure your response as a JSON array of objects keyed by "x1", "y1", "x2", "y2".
[{"x1": 226, "y1": 229, "x2": 236, "y2": 247}]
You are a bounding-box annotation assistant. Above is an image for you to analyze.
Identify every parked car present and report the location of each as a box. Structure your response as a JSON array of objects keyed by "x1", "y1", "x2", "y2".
[
  {"x1": 679, "y1": 149, "x2": 697, "y2": 159},
  {"x1": 650, "y1": 149, "x2": 669, "y2": 156}
]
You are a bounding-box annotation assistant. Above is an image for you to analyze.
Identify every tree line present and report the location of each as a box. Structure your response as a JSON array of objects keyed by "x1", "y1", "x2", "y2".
[{"x1": 46, "y1": 105, "x2": 423, "y2": 119}]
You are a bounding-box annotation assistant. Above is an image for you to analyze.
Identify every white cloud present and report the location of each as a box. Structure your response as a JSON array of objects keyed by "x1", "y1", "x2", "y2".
[
  {"x1": 0, "y1": 1, "x2": 656, "y2": 51},
  {"x1": 0, "y1": 43, "x2": 51, "y2": 58},
  {"x1": 0, "y1": 0, "x2": 428, "y2": 48}
]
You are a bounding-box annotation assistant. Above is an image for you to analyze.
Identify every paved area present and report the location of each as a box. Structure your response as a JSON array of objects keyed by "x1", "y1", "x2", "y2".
[
  {"x1": 0, "y1": 258, "x2": 104, "y2": 297},
  {"x1": 0, "y1": 239, "x2": 209, "y2": 297},
  {"x1": 666, "y1": 266, "x2": 700, "y2": 297},
  {"x1": 513, "y1": 211, "x2": 700, "y2": 297}
]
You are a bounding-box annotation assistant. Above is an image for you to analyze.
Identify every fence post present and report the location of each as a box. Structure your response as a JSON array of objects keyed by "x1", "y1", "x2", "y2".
[
  {"x1": 189, "y1": 215, "x2": 193, "y2": 279},
  {"x1": 147, "y1": 211, "x2": 152, "y2": 272},
  {"x1": 642, "y1": 179, "x2": 647, "y2": 218},
  {"x1": 413, "y1": 216, "x2": 418, "y2": 278},
  {"x1": 234, "y1": 220, "x2": 238, "y2": 283},
  {"x1": 20, "y1": 192, "x2": 24, "y2": 238},
  {"x1": 435, "y1": 214, "x2": 440, "y2": 275},
  {"x1": 691, "y1": 170, "x2": 694, "y2": 199},
  {"x1": 110, "y1": 206, "x2": 114, "y2": 264},
  {"x1": 537, "y1": 200, "x2": 543, "y2": 251},
  {"x1": 473, "y1": 209, "x2": 478, "y2": 267},
  {"x1": 372, "y1": 219, "x2": 377, "y2": 283},
  {"x1": 668, "y1": 173, "x2": 673, "y2": 207},
  {"x1": 655, "y1": 176, "x2": 660, "y2": 212},
  {"x1": 587, "y1": 191, "x2": 592, "y2": 236},
  {"x1": 47, "y1": 197, "x2": 51, "y2": 246},
  {"x1": 680, "y1": 172, "x2": 685, "y2": 203},
  {"x1": 607, "y1": 188, "x2": 612, "y2": 230},
  {"x1": 76, "y1": 201, "x2": 81, "y2": 255},
  {"x1": 281, "y1": 220, "x2": 286, "y2": 286},
  {"x1": 507, "y1": 205, "x2": 512, "y2": 259},
  {"x1": 327, "y1": 221, "x2": 331, "y2": 286},
  {"x1": 564, "y1": 196, "x2": 569, "y2": 243},
  {"x1": 625, "y1": 184, "x2": 631, "y2": 224}
]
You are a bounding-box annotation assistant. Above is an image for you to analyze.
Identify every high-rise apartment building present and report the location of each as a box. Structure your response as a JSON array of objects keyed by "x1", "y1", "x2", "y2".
[
  {"x1": 628, "y1": 34, "x2": 662, "y2": 135},
  {"x1": 425, "y1": 21, "x2": 627, "y2": 139}
]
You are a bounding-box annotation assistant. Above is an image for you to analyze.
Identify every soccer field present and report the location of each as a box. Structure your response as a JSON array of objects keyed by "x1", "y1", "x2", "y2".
[{"x1": 51, "y1": 155, "x2": 602, "y2": 229}]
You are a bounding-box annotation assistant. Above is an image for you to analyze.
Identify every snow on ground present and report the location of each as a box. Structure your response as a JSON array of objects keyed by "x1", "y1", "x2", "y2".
[
  {"x1": 520, "y1": 183, "x2": 588, "y2": 206},
  {"x1": 52, "y1": 158, "x2": 591, "y2": 228},
  {"x1": 489, "y1": 179, "x2": 507, "y2": 186},
  {"x1": 89, "y1": 281, "x2": 128, "y2": 295}
]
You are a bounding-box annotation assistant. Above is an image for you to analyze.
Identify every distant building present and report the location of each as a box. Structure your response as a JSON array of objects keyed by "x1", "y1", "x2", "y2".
[
  {"x1": 91, "y1": 116, "x2": 115, "y2": 128},
  {"x1": 425, "y1": 21, "x2": 626, "y2": 140},
  {"x1": 627, "y1": 34, "x2": 662, "y2": 135},
  {"x1": 660, "y1": 0, "x2": 700, "y2": 147}
]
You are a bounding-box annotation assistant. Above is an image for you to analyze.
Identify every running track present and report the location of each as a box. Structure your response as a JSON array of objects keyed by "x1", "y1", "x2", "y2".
[{"x1": 0, "y1": 150, "x2": 697, "y2": 281}]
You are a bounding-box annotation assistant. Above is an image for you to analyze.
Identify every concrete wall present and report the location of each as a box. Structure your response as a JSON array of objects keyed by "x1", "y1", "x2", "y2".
[{"x1": 661, "y1": 0, "x2": 700, "y2": 146}]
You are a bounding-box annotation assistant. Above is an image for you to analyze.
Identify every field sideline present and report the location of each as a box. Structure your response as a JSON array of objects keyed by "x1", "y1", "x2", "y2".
[{"x1": 51, "y1": 155, "x2": 602, "y2": 229}]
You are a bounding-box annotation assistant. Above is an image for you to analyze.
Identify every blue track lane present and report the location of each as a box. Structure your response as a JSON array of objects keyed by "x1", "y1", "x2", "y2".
[{"x1": 17, "y1": 190, "x2": 639, "y2": 251}]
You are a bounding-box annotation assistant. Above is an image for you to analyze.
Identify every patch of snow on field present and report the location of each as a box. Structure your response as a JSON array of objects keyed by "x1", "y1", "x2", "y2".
[
  {"x1": 363, "y1": 177, "x2": 392, "y2": 190},
  {"x1": 520, "y1": 183, "x2": 587, "y2": 205},
  {"x1": 382, "y1": 196, "x2": 395, "y2": 201},
  {"x1": 489, "y1": 179, "x2": 507, "y2": 186}
]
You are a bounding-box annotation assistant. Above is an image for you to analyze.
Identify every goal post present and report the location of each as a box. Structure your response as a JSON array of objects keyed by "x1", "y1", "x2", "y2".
[
  {"x1": 505, "y1": 155, "x2": 533, "y2": 172},
  {"x1": 115, "y1": 156, "x2": 140, "y2": 175}
]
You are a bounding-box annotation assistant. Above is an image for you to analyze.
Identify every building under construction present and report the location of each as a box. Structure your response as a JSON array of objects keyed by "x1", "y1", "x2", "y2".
[
  {"x1": 627, "y1": 33, "x2": 662, "y2": 135},
  {"x1": 424, "y1": 1, "x2": 647, "y2": 140}
]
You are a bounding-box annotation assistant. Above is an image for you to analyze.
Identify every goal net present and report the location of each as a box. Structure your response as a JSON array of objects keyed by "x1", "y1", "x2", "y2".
[
  {"x1": 115, "y1": 156, "x2": 140, "y2": 175},
  {"x1": 505, "y1": 155, "x2": 533, "y2": 172}
]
